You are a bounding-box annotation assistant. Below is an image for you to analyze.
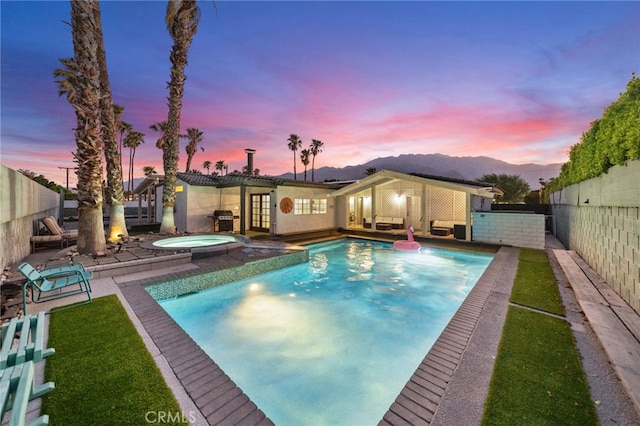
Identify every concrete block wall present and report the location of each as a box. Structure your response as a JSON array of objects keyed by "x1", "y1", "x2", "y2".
[
  {"x1": 472, "y1": 211, "x2": 545, "y2": 250},
  {"x1": 1, "y1": 164, "x2": 60, "y2": 270},
  {"x1": 551, "y1": 161, "x2": 640, "y2": 314}
]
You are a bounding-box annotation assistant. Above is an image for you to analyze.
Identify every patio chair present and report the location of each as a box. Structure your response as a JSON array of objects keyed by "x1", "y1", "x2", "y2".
[
  {"x1": 0, "y1": 312, "x2": 56, "y2": 369},
  {"x1": 18, "y1": 262, "x2": 92, "y2": 314},
  {"x1": 30, "y1": 216, "x2": 78, "y2": 252},
  {"x1": 29, "y1": 234, "x2": 63, "y2": 253},
  {"x1": 37, "y1": 263, "x2": 93, "y2": 292},
  {"x1": 0, "y1": 360, "x2": 53, "y2": 426},
  {"x1": 40, "y1": 216, "x2": 78, "y2": 243}
]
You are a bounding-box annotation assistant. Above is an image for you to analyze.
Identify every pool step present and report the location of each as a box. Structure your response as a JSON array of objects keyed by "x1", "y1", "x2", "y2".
[{"x1": 87, "y1": 252, "x2": 192, "y2": 279}]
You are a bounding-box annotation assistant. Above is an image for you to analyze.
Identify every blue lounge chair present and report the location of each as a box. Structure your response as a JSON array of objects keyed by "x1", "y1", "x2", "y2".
[
  {"x1": 0, "y1": 312, "x2": 55, "y2": 370},
  {"x1": 0, "y1": 361, "x2": 53, "y2": 426},
  {"x1": 18, "y1": 262, "x2": 92, "y2": 314},
  {"x1": 36, "y1": 263, "x2": 93, "y2": 292}
]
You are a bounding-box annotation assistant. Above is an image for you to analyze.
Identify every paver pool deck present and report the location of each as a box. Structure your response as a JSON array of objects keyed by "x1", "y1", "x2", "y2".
[{"x1": 9, "y1": 234, "x2": 639, "y2": 425}]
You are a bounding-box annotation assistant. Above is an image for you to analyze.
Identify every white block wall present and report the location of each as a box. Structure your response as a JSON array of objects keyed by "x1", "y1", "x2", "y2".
[
  {"x1": 551, "y1": 161, "x2": 640, "y2": 314},
  {"x1": 472, "y1": 211, "x2": 545, "y2": 249}
]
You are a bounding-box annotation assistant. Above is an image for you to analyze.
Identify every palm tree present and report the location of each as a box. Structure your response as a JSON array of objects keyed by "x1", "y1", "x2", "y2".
[
  {"x1": 53, "y1": 0, "x2": 106, "y2": 255},
  {"x1": 113, "y1": 104, "x2": 128, "y2": 158},
  {"x1": 123, "y1": 130, "x2": 145, "y2": 194},
  {"x1": 115, "y1": 107, "x2": 132, "y2": 179},
  {"x1": 309, "y1": 139, "x2": 324, "y2": 182},
  {"x1": 149, "y1": 121, "x2": 169, "y2": 149},
  {"x1": 115, "y1": 110, "x2": 131, "y2": 196},
  {"x1": 287, "y1": 133, "x2": 302, "y2": 180},
  {"x1": 215, "y1": 160, "x2": 226, "y2": 176},
  {"x1": 93, "y1": 4, "x2": 127, "y2": 242},
  {"x1": 203, "y1": 160, "x2": 211, "y2": 174},
  {"x1": 241, "y1": 166, "x2": 260, "y2": 175},
  {"x1": 159, "y1": 0, "x2": 201, "y2": 234},
  {"x1": 300, "y1": 149, "x2": 310, "y2": 182},
  {"x1": 182, "y1": 127, "x2": 204, "y2": 172},
  {"x1": 115, "y1": 110, "x2": 132, "y2": 192},
  {"x1": 143, "y1": 166, "x2": 157, "y2": 176}
]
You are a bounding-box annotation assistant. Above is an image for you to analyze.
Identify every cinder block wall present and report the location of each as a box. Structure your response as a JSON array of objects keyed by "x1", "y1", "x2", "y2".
[
  {"x1": 551, "y1": 161, "x2": 640, "y2": 314},
  {"x1": 472, "y1": 211, "x2": 545, "y2": 249},
  {"x1": 1, "y1": 164, "x2": 60, "y2": 271}
]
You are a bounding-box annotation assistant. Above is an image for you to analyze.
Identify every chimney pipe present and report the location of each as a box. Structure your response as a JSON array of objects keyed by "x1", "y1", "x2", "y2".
[{"x1": 245, "y1": 148, "x2": 256, "y2": 174}]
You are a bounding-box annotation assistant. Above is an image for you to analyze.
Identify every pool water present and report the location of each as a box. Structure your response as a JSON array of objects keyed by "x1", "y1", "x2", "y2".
[{"x1": 159, "y1": 239, "x2": 493, "y2": 425}]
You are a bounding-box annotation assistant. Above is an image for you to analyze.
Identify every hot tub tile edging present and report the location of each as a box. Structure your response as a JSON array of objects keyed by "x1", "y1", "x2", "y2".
[{"x1": 145, "y1": 249, "x2": 308, "y2": 301}]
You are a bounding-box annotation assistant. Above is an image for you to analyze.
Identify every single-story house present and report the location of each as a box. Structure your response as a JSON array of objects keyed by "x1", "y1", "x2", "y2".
[
  {"x1": 140, "y1": 169, "x2": 501, "y2": 242},
  {"x1": 146, "y1": 172, "x2": 347, "y2": 236}
]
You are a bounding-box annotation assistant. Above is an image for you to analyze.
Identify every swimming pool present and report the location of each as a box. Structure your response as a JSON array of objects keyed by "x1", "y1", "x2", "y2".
[{"x1": 159, "y1": 239, "x2": 493, "y2": 425}]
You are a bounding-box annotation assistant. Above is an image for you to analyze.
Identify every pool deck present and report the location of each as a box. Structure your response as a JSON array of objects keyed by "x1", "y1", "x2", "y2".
[{"x1": 5, "y1": 234, "x2": 639, "y2": 425}]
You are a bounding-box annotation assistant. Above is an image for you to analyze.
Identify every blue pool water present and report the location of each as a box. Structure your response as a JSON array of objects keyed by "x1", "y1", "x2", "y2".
[{"x1": 159, "y1": 239, "x2": 493, "y2": 425}]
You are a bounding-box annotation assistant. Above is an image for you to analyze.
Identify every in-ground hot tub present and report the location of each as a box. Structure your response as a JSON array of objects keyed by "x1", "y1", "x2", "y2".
[
  {"x1": 142, "y1": 234, "x2": 247, "y2": 258},
  {"x1": 151, "y1": 234, "x2": 236, "y2": 248}
]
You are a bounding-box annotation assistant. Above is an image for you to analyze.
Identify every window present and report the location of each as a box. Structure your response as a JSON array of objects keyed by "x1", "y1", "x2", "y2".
[
  {"x1": 294, "y1": 198, "x2": 327, "y2": 215},
  {"x1": 294, "y1": 198, "x2": 310, "y2": 215},
  {"x1": 312, "y1": 199, "x2": 327, "y2": 214}
]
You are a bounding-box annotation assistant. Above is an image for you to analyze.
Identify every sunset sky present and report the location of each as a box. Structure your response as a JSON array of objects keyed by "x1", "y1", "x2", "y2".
[{"x1": 1, "y1": 1, "x2": 638, "y2": 188}]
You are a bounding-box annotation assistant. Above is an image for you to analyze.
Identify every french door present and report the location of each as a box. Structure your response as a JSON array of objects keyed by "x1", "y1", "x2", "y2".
[{"x1": 250, "y1": 193, "x2": 270, "y2": 231}]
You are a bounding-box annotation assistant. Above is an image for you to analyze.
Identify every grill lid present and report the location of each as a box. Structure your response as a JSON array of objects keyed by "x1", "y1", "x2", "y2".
[{"x1": 213, "y1": 210, "x2": 234, "y2": 220}]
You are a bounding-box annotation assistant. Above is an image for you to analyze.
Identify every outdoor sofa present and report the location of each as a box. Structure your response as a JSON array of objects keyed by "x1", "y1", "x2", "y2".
[{"x1": 363, "y1": 216, "x2": 405, "y2": 230}]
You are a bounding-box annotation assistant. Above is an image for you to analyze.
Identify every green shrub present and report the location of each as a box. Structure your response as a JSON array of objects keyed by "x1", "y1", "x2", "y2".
[{"x1": 546, "y1": 73, "x2": 640, "y2": 195}]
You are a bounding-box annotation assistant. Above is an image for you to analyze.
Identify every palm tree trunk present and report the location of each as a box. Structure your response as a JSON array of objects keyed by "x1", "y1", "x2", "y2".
[
  {"x1": 293, "y1": 150, "x2": 297, "y2": 180},
  {"x1": 129, "y1": 146, "x2": 134, "y2": 195},
  {"x1": 93, "y1": 1, "x2": 128, "y2": 242},
  {"x1": 161, "y1": 0, "x2": 200, "y2": 234},
  {"x1": 131, "y1": 147, "x2": 137, "y2": 193},
  {"x1": 69, "y1": 0, "x2": 106, "y2": 255}
]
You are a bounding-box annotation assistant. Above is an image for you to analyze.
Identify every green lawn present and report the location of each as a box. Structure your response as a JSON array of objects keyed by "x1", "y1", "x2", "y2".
[
  {"x1": 43, "y1": 295, "x2": 187, "y2": 425},
  {"x1": 510, "y1": 248, "x2": 565, "y2": 316},
  {"x1": 482, "y1": 250, "x2": 598, "y2": 425}
]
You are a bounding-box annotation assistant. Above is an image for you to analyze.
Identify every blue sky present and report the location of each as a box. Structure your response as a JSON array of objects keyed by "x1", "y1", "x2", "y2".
[{"x1": 1, "y1": 1, "x2": 638, "y2": 187}]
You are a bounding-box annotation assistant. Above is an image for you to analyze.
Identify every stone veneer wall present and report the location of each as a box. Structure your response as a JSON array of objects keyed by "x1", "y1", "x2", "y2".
[
  {"x1": 1, "y1": 164, "x2": 60, "y2": 271},
  {"x1": 551, "y1": 161, "x2": 640, "y2": 314},
  {"x1": 472, "y1": 211, "x2": 545, "y2": 250}
]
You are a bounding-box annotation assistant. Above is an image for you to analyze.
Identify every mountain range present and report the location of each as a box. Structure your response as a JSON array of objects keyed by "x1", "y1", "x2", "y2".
[{"x1": 277, "y1": 153, "x2": 562, "y2": 188}]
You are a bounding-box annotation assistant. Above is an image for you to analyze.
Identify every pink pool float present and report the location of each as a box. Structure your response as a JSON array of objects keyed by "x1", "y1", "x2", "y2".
[{"x1": 393, "y1": 226, "x2": 421, "y2": 252}]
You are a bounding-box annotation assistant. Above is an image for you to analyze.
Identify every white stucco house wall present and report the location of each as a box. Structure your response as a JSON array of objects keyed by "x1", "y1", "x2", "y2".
[
  {"x1": 151, "y1": 173, "x2": 346, "y2": 235},
  {"x1": 146, "y1": 170, "x2": 501, "y2": 242}
]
